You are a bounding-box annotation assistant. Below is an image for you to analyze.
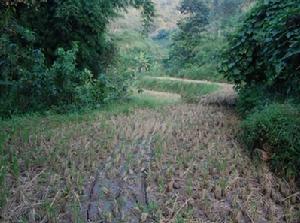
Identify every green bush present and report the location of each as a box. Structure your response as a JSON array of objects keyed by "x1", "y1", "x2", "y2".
[
  {"x1": 222, "y1": 0, "x2": 300, "y2": 102},
  {"x1": 0, "y1": 0, "x2": 154, "y2": 118},
  {"x1": 236, "y1": 86, "x2": 272, "y2": 116},
  {"x1": 241, "y1": 104, "x2": 300, "y2": 179},
  {"x1": 0, "y1": 44, "x2": 110, "y2": 117},
  {"x1": 167, "y1": 34, "x2": 226, "y2": 81},
  {"x1": 1, "y1": 0, "x2": 154, "y2": 76},
  {"x1": 221, "y1": 0, "x2": 300, "y2": 182},
  {"x1": 168, "y1": 34, "x2": 226, "y2": 81}
]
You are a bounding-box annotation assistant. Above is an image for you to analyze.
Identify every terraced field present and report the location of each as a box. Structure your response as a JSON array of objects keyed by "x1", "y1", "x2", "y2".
[
  {"x1": 1, "y1": 78, "x2": 299, "y2": 222},
  {"x1": 82, "y1": 80, "x2": 299, "y2": 222}
]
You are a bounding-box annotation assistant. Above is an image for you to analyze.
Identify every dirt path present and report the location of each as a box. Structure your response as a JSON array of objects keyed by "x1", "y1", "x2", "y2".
[{"x1": 80, "y1": 80, "x2": 299, "y2": 222}]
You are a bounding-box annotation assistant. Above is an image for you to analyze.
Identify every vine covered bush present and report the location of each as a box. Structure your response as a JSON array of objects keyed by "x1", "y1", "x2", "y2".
[
  {"x1": 222, "y1": 0, "x2": 300, "y2": 180},
  {"x1": 222, "y1": 0, "x2": 300, "y2": 113}
]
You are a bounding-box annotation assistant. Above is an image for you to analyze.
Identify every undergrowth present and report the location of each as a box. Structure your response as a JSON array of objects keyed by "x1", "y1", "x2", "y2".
[{"x1": 241, "y1": 103, "x2": 300, "y2": 181}]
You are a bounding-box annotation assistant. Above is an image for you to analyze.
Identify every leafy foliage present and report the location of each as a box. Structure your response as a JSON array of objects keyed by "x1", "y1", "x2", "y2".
[
  {"x1": 0, "y1": 43, "x2": 112, "y2": 116},
  {"x1": 222, "y1": 0, "x2": 300, "y2": 180},
  {"x1": 0, "y1": 0, "x2": 154, "y2": 117},
  {"x1": 222, "y1": 0, "x2": 300, "y2": 105},
  {"x1": 166, "y1": 0, "x2": 248, "y2": 81},
  {"x1": 241, "y1": 104, "x2": 300, "y2": 179},
  {"x1": 169, "y1": 34, "x2": 226, "y2": 81},
  {"x1": 167, "y1": 0, "x2": 209, "y2": 72}
]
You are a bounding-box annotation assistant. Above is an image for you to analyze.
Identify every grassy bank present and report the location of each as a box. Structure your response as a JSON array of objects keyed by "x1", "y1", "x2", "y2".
[{"x1": 136, "y1": 77, "x2": 219, "y2": 102}]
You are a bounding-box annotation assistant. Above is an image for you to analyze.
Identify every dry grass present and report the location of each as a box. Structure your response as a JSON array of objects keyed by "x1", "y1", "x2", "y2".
[
  {"x1": 1, "y1": 83, "x2": 299, "y2": 222},
  {"x1": 1, "y1": 116, "x2": 115, "y2": 222},
  {"x1": 147, "y1": 103, "x2": 299, "y2": 222}
]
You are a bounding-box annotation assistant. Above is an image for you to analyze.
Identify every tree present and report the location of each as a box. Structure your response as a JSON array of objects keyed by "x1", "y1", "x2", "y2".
[
  {"x1": 1, "y1": 0, "x2": 154, "y2": 75},
  {"x1": 221, "y1": 0, "x2": 300, "y2": 113},
  {"x1": 0, "y1": 0, "x2": 155, "y2": 116},
  {"x1": 166, "y1": 0, "x2": 210, "y2": 71}
]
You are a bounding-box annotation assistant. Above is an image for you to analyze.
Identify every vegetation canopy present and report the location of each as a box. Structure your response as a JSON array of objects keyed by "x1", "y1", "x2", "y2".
[
  {"x1": 165, "y1": 0, "x2": 249, "y2": 81},
  {"x1": 222, "y1": 0, "x2": 300, "y2": 111},
  {"x1": 0, "y1": 0, "x2": 154, "y2": 117},
  {"x1": 221, "y1": 0, "x2": 300, "y2": 179}
]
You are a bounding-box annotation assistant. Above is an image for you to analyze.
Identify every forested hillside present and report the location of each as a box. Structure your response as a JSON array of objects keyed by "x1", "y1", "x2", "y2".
[
  {"x1": 1, "y1": 0, "x2": 299, "y2": 222},
  {"x1": 110, "y1": 0, "x2": 181, "y2": 34}
]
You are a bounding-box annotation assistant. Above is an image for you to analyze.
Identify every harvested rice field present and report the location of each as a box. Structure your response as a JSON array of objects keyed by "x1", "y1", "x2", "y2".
[{"x1": 1, "y1": 78, "x2": 299, "y2": 222}]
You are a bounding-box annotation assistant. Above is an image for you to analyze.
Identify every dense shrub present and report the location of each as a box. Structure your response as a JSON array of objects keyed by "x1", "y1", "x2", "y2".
[
  {"x1": 174, "y1": 64, "x2": 221, "y2": 81},
  {"x1": 0, "y1": 44, "x2": 112, "y2": 116},
  {"x1": 1, "y1": 0, "x2": 154, "y2": 75},
  {"x1": 0, "y1": 0, "x2": 154, "y2": 117},
  {"x1": 0, "y1": 45, "x2": 110, "y2": 116},
  {"x1": 241, "y1": 104, "x2": 300, "y2": 179},
  {"x1": 168, "y1": 35, "x2": 226, "y2": 81},
  {"x1": 222, "y1": 0, "x2": 300, "y2": 180},
  {"x1": 222, "y1": 0, "x2": 300, "y2": 108}
]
